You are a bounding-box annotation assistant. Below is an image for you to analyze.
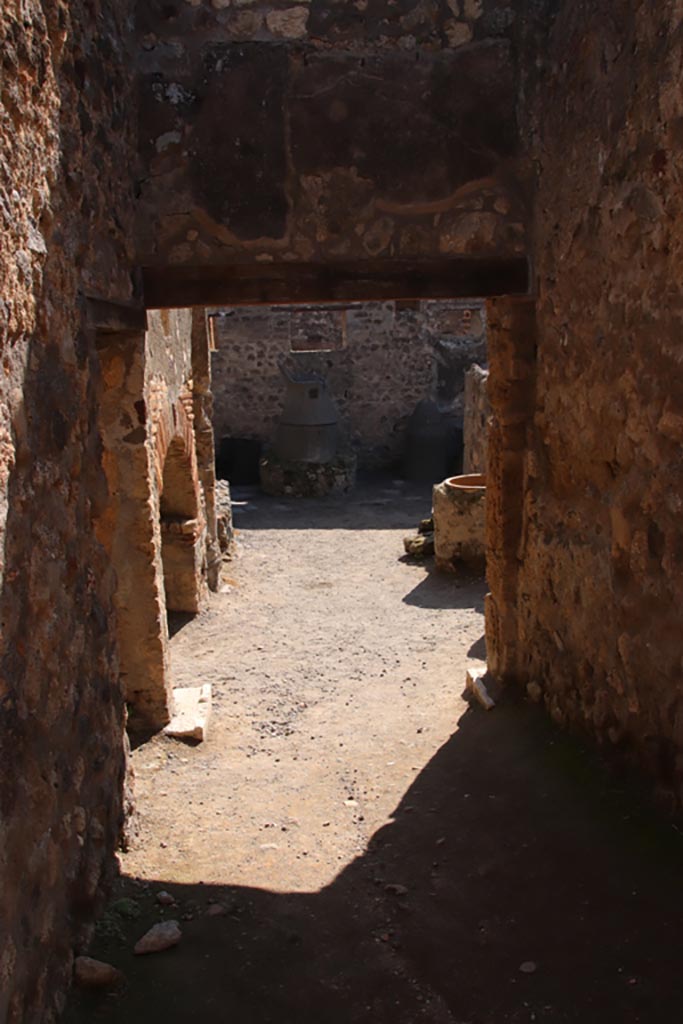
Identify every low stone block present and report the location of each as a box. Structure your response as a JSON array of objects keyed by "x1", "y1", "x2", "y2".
[
  {"x1": 164, "y1": 684, "x2": 212, "y2": 742},
  {"x1": 259, "y1": 447, "x2": 357, "y2": 497},
  {"x1": 466, "y1": 663, "x2": 495, "y2": 710}
]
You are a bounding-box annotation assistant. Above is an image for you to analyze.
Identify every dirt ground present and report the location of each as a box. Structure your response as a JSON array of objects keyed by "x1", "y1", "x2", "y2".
[{"x1": 66, "y1": 482, "x2": 683, "y2": 1024}]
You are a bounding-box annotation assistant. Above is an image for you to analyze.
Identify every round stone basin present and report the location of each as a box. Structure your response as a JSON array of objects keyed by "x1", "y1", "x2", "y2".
[
  {"x1": 433, "y1": 472, "x2": 487, "y2": 573},
  {"x1": 445, "y1": 473, "x2": 486, "y2": 491}
]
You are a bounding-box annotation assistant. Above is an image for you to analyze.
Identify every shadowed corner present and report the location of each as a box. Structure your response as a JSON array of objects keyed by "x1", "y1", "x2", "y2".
[
  {"x1": 467, "y1": 634, "x2": 486, "y2": 661},
  {"x1": 167, "y1": 612, "x2": 196, "y2": 640}
]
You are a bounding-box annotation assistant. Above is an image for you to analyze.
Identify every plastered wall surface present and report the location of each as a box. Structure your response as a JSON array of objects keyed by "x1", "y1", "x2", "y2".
[{"x1": 135, "y1": 0, "x2": 529, "y2": 268}]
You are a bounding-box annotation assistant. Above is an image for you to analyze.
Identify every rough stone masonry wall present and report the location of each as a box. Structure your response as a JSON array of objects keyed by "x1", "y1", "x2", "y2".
[
  {"x1": 146, "y1": 309, "x2": 209, "y2": 618},
  {"x1": 191, "y1": 308, "x2": 222, "y2": 589},
  {"x1": 0, "y1": 2, "x2": 138, "y2": 1020},
  {"x1": 97, "y1": 309, "x2": 212, "y2": 734},
  {"x1": 516, "y1": 0, "x2": 683, "y2": 805},
  {"x1": 212, "y1": 300, "x2": 486, "y2": 468},
  {"x1": 135, "y1": 0, "x2": 529, "y2": 267}
]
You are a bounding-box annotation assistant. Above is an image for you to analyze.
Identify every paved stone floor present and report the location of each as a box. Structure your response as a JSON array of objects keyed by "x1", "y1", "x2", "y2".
[{"x1": 65, "y1": 482, "x2": 683, "y2": 1024}]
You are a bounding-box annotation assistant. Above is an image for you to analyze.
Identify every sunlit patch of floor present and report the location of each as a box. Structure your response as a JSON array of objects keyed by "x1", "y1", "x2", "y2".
[{"x1": 122, "y1": 481, "x2": 486, "y2": 893}]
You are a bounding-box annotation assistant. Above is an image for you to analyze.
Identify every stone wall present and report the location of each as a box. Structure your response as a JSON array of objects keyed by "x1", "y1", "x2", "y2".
[
  {"x1": 95, "y1": 323, "x2": 173, "y2": 733},
  {"x1": 135, "y1": 0, "x2": 530, "y2": 268},
  {"x1": 211, "y1": 300, "x2": 486, "y2": 469},
  {"x1": 11, "y1": 1, "x2": 683, "y2": 1020},
  {"x1": 96, "y1": 310, "x2": 214, "y2": 733},
  {"x1": 192, "y1": 308, "x2": 222, "y2": 589},
  {"x1": 489, "y1": 0, "x2": 683, "y2": 806},
  {"x1": 147, "y1": 310, "x2": 208, "y2": 619},
  {"x1": 0, "y1": 0, "x2": 532, "y2": 1018},
  {"x1": 0, "y1": 1, "x2": 138, "y2": 1019},
  {"x1": 0, "y1": 0, "x2": 530, "y2": 1012}
]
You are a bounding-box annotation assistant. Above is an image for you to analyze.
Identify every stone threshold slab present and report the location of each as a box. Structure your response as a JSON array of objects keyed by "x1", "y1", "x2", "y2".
[{"x1": 164, "y1": 684, "x2": 212, "y2": 742}]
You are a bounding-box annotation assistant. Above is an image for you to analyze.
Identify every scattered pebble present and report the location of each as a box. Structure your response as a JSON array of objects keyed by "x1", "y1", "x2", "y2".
[
  {"x1": 466, "y1": 666, "x2": 496, "y2": 710},
  {"x1": 520, "y1": 961, "x2": 538, "y2": 974},
  {"x1": 134, "y1": 920, "x2": 182, "y2": 955},
  {"x1": 74, "y1": 956, "x2": 124, "y2": 989},
  {"x1": 206, "y1": 903, "x2": 228, "y2": 917},
  {"x1": 156, "y1": 890, "x2": 175, "y2": 906}
]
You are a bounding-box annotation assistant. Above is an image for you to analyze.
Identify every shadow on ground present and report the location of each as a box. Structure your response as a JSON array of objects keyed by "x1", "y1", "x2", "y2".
[
  {"x1": 402, "y1": 566, "x2": 487, "y2": 611},
  {"x1": 229, "y1": 481, "x2": 433, "y2": 532},
  {"x1": 167, "y1": 612, "x2": 196, "y2": 639},
  {"x1": 65, "y1": 693, "x2": 683, "y2": 1024}
]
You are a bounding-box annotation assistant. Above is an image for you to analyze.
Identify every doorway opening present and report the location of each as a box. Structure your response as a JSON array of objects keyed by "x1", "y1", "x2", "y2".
[{"x1": 209, "y1": 298, "x2": 487, "y2": 490}]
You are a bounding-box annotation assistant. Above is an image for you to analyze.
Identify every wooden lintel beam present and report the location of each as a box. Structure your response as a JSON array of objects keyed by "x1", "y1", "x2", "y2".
[
  {"x1": 141, "y1": 258, "x2": 529, "y2": 310},
  {"x1": 85, "y1": 295, "x2": 148, "y2": 334}
]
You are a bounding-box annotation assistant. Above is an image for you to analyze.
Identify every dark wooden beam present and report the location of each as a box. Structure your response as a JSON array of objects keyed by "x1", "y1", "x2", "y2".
[
  {"x1": 84, "y1": 295, "x2": 148, "y2": 334},
  {"x1": 141, "y1": 258, "x2": 529, "y2": 310}
]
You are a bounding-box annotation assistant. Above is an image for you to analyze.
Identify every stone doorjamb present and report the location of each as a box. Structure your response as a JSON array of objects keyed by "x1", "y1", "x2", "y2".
[
  {"x1": 94, "y1": 328, "x2": 174, "y2": 733},
  {"x1": 484, "y1": 297, "x2": 537, "y2": 683}
]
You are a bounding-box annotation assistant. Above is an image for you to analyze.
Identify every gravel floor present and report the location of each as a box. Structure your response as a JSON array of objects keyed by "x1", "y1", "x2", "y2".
[{"x1": 124, "y1": 479, "x2": 485, "y2": 892}]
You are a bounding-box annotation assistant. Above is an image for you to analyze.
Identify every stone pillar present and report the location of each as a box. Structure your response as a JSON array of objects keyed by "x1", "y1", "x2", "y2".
[
  {"x1": 95, "y1": 330, "x2": 173, "y2": 732},
  {"x1": 484, "y1": 298, "x2": 537, "y2": 682},
  {"x1": 463, "y1": 363, "x2": 490, "y2": 474}
]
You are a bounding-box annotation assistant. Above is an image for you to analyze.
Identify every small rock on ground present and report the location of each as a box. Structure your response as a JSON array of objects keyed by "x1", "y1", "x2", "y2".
[
  {"x1": 134, "y1": 920, "x2": 182, "y2": 955},
  {"x1": 164, "y1": 684, "x2": 212, "y2": 743},
  {"x1": 519, "y1": 961, "x2": 538, "y2": 974},
  {"x1": 206, "y1": 903, "x2": 228, "y2": 917},
  {"x1": 74, "y1": 956, "x2": 124, "y2": 989},
  {"x1": 466, "y1": 664, "x2": 495, "y2": 711},
  {"x1": 403, "y1": 533, "x2": 435, "y2": 557}
]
